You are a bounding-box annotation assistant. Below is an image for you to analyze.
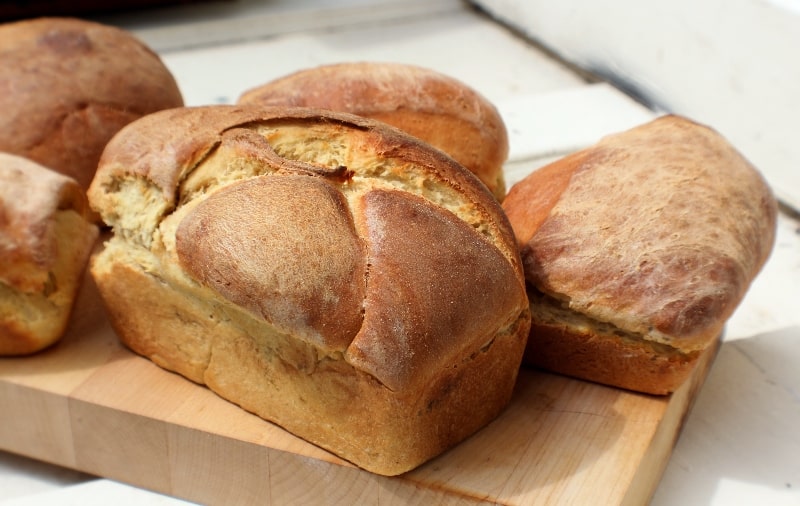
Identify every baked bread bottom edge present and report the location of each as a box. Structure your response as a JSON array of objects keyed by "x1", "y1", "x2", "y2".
[
  {"x1": 522, "y1": 316, "x2": 705, "y2": 396},
  {"x1": 90, "y1": 246, "x2": 530, "y2": 476}
]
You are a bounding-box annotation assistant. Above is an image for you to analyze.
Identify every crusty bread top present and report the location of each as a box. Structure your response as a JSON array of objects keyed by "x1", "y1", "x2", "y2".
[
  {"x1": 503, "y1": 115, "x2": 777, "y2": 352},
  {"x1": 0, "y1": 17, "x2": 184, "y2": 191},
  {"x1": 237, "y1": 62, "x2": 509, "y2": 200},
  {"x1": 89, "y1": 105, "x2": 528, "y2": 392},
  {"x1": 0, "y1": 152, "x2": 90, "y2": 292}
]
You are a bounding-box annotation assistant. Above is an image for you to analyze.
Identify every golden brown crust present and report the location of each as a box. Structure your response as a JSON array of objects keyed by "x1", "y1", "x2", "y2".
[
  {"x1": 89, "y1": 105, "x2": 517, "y2": 251},
  {"x1": 0, "y1": 17, "x2": 183, "y2": 191},
  {"x1": 0, "y1": 153, "x2": 98, "y2": 355},
  {"x1": 346, "y1": 188, "x2": 527, "y2": 392},
  {"x1": 523, "y1": 319, "x2": 702, "y2": 396},
  {"x1": 502, "y1": 151, "x2": 583, "y2": 246},
  {"x1": 503, "y1": 115, "x2": 777, "y2": 393},
  {"x1": 237, "y1": 62, "x2": 509, "y2": 200},
  {"x1": 89, "y1": 104, "x2": 529, "y2": 474},
  {"x1": 0, "y1": 153, "x2": 87, "y2": 290},
  {"x1": 176, "y1": 174, "x2": 366, "y2": 352},
  {"x1": 521, "y1": 288, "x2": 705, "y2": 395},
  {"x1": 93, "y1": 253, "x2": 529, "y2": 475}
]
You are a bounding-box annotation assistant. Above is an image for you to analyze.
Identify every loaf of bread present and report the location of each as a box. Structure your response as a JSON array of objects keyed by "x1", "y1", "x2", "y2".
[
  {"x1": 0, "y1": 153, "x2": 98, "y2": 355},
  {"x1": 238, "y1": 62, "x2": 509, "y2": 200},
  {"x1": 87, "y1": 105, "x2": 530, "y2": 475},
  {"x1": 0, "y1": 17, "x2": 184, "y2": 192},
  {"x1": 502, "y1": 115, "x2": 777, "y2": 395}
]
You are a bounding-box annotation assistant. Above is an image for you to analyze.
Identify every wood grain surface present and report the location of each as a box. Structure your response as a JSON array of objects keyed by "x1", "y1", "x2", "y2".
[{"x1": 0, "y1": 265, "x2": 718, "y2": 505}]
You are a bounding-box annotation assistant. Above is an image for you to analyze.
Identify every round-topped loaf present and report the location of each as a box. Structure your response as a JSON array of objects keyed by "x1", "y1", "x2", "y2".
[
  {"x1": 0, "y1": 16, "x2": 184, "y2": 191},
  {"x1": 502, "y1": 115, "x2": 777, "y2": 394},
  {"x1": 238, "y1": 62, "x2": 509, "y2": 200}
]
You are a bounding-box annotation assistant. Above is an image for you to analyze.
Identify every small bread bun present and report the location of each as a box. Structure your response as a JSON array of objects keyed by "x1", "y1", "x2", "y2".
[
  {"x1": 0, "y1": 153, "x2": 98, "y2": 355},
  {"x1": 0, "y1": 17, "x2": 184, "y2": 191},
  {"x1": 238, "y1": 62, "x2": 509, "y2": 200},
  {"x1": 502, "y1": 115, "x2": 777, "y2": 394},
  {"x1": 88, "y1": 105, "x2": 530, "y2": 475}
]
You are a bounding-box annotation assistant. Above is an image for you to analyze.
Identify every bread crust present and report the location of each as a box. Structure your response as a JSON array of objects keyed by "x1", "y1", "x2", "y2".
[
  {"x1": 0, "y1": 153, "x2": 98, "y2": 355},
  {"x1": 0, "y1": 17, "x2": 183, "y2": 191},
  {"x1": 89, "y1": 105, "x2": 530, "y2": 474},
  {"x1": 523, "y1": 322, "x2": 699, "y2": 396},
  {"x1": 238, "y1": 62, "x2": 509, "y2": 200},
  {"x1": 503, "y1": 115, "x2": 777, "y2": 394}
]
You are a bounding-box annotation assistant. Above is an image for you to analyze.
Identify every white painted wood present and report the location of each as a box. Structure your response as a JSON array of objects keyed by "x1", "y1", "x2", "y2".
[
  {"x1": 472, "y1": 0, "x2": 800, "y2": 211},
  {"x1": 0, "y1": 479, "x2": 192, "y2": 506},
  {"x1": 0, "y1": 453, "x2": 91, "y2": 503},
  {"x1": 651, "y1": 324, "x2": 800, "y2": 506},
  {"x1": 498, "y1": 82, "x2": 656, "y2": 163},
  {"x1": 94, "y1": 0, "x2": 465, "y2": 52},
  {"x1": 151, "y1": 8, "x2": 586, "y2": 108}
]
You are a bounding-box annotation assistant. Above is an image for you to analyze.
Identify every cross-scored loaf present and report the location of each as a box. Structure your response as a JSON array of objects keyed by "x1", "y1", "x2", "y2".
[{"x1": 88, "y1": 105, "x2": 530, "y2": 475}]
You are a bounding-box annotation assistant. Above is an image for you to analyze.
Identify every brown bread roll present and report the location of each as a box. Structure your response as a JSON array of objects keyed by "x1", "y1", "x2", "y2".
[
  {"x1": 502, "y1": 115, "x2": 777, "y2": 395},
  {"x1": 0, "y1": 17, "x2": 184, "y2": 192},
  {"x1": 0, "y1": 153, "x2": 98, "y2": 355},
  {"x1": 87, "y1": 105, "x2": 530, "y2": 475},
  {"x1": 237, "y1": 62, "x2": 509, "y2": 200}
]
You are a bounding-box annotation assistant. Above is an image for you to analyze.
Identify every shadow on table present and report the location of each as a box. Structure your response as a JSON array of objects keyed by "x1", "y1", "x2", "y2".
[
  {"x1": 0, "y1": 450, "x2": 95, "y2": 501},
  {"x1": 651, "y1": 326, "x2": 800, "y2": 505}
]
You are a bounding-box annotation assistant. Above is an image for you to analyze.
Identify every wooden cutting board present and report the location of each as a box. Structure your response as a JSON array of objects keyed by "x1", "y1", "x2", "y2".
[{"x1": 0, "y1": 269, "x2": 718, "y2": 505}]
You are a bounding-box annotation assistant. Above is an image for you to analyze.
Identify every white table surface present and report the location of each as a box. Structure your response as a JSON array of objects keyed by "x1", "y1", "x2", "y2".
[{"x1": 2, "y1": 1, "x2": 799, "y2": 504}]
